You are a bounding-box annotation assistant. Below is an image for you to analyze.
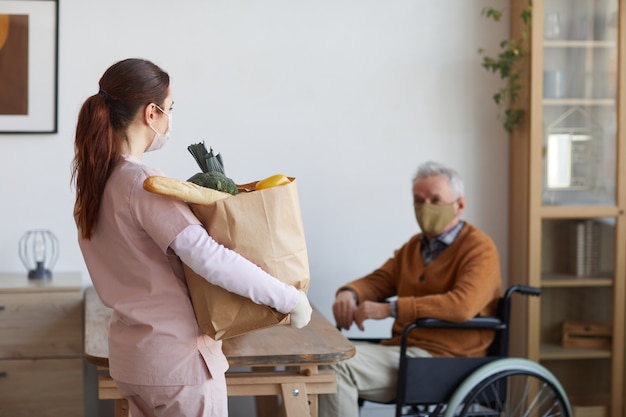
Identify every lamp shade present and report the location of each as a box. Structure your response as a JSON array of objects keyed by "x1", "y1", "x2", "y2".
[{"x1": 18, "y1": 229, "x2": 59, "y2": 279}]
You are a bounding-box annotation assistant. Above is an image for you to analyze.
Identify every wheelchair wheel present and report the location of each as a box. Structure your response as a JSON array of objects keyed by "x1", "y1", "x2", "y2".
[{"x1": 443, "y1": 358, "x2": 572, "y2": 417}]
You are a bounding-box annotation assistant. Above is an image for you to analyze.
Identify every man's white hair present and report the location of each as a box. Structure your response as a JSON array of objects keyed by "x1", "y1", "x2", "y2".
[{"x1": 413, "y1": 161, "x2": 465, "y2": 198}]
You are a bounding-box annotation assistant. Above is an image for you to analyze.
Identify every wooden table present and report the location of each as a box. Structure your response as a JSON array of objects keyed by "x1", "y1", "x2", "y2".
[{"x1": 84, "y1": 287, "x2": 354, "y2": 417}]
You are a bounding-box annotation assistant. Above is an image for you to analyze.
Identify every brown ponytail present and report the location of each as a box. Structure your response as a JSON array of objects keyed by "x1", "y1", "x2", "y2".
[{"x1": 71, "y1": 58, "x2": 170, "y2": 239}]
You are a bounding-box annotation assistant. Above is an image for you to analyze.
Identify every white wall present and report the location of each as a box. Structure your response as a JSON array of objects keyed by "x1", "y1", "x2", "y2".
[{"x1": 0, "y1": 0, "x2": 509, "y2": 414}]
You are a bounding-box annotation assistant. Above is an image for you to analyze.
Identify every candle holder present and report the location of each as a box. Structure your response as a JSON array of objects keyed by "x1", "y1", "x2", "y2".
[{"x1": 18, "y1": 229, "x2": 59, "y2": 279}]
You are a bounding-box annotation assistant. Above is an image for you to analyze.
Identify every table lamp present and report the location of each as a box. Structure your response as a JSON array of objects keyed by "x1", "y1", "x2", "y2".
[{"x1": 18, "y1": 229, "x2": 59, "y2": 279}]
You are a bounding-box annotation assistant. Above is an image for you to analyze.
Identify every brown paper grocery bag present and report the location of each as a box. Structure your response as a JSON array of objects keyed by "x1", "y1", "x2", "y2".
[{"x1": 183, "y1": 178, "x2": 310, "y2": 340}]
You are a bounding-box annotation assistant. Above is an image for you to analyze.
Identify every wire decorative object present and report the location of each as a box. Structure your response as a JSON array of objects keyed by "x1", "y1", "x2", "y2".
[{"x1": 18, "y1": 229, "x2": 59, "y2": 279}]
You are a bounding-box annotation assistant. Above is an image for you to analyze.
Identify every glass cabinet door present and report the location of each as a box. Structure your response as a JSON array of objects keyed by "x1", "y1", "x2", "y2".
[
  {"x1": 542, "y1": 0, "x2": 618, "y2": 206},
  {"x1": 509, "y1": 0, "x2": 625, "y2": 415}
]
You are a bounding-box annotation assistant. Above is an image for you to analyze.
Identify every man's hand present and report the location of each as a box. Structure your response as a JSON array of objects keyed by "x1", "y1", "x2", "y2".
[
  {"x1": 354, "y1": 301, "x2": 392, "y2": 331},
  {"x1": 333, "y1": 290, "x2": 358, "y2": 330}
]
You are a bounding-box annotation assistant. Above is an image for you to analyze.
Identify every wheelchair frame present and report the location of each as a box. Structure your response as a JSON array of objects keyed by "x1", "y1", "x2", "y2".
[{"x1": 367, "y1": 285, "x2": 573, "y2": 417}]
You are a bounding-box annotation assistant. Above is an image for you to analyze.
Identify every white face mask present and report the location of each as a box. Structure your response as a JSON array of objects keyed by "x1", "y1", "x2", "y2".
[{"x1": 146, "y1": 105, "x2": 172, "y2": 153}]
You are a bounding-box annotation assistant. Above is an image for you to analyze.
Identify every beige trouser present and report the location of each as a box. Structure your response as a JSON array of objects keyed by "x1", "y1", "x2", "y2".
[{"x1": 318, "y1": 341, "x2": 432, "y2": 417}]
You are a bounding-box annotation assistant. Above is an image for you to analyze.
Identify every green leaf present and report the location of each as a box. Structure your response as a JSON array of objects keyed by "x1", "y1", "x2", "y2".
[
  {"x1": 522, "y1": 7, "x2": 532, "y2": 25},
  {"x1": 482, "y1": 6, "x2": 503, "y2": 22},
  {"x1": 478, "y1": 3, "x2": 531, "y2": 133}
]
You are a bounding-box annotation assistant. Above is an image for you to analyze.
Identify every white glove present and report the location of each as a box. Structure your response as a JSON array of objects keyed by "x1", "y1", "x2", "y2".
[{"x1": 290, "y1": 290, "x2": 312, "y2": 329}]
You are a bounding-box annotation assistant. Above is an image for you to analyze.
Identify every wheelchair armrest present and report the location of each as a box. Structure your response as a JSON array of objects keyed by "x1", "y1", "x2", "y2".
[
  {"x1": 346, "y1": 337, "x2": 384, "y2": 344},
  {"x1": 412, "y1": 317, "x2": 505, "y2": 330},
  {"x1": 400, "y1": 317, "x2": 505, "y2": 355}
]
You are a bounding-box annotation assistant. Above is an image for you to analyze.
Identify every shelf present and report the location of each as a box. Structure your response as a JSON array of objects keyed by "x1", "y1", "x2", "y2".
[
  {"x1": 568, "y1": 393, "x2": 611, "y2": 408},
  {"x1": 538, "y1": 205, "x2": 620, "y2": 218},
  {"x1": 540, "y1": 343, "x2": 611, "y2": 360},
  {"x1": 544, "y1": 40, "x2": 616, "y2": 48},
  {"x1": 541, "y1": 275, "x2": 613, "y2": 287},
  {"x1": 542, "y1": 98, "x2": 616, "y2": 107}
]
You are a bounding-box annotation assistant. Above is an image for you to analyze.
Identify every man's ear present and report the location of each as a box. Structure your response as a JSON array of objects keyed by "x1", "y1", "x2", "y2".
[{"x1": 456, "y1": 196, "x2": 466, "y2": 215}]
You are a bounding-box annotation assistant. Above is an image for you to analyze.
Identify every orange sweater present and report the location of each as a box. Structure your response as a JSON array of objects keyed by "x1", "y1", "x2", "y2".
[{"x1": 344, "y1": 222, "x2": 502, "y2": 357}]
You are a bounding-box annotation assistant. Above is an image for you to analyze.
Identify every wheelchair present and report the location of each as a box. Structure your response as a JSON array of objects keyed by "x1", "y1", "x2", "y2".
[{"x1": 355, "y1": 285, "x2": 573, "y2": 417}]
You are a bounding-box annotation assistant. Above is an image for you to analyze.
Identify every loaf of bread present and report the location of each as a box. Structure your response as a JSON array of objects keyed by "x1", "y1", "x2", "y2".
[{"x1": 143, "y1": 176, "x2": 231, "y2": 205}]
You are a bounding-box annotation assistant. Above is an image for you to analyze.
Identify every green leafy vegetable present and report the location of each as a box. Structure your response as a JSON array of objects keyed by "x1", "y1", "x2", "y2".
[
  {"x1": 188, "y1": 172, "x2": 238, "y2": 195},
  {"x1": 187, "y1": 142, "x2": 238, "y2": 195}
]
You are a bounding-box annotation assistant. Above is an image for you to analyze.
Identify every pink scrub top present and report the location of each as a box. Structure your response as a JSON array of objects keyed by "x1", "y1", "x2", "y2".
[{"x1": 78, "y1": 155, "x2": 227, "y2": 386}]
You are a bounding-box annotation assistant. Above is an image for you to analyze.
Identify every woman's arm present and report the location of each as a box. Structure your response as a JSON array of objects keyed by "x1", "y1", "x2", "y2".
[{"x1": 171, "y1": 224, "x2": 300, "y2": 314}]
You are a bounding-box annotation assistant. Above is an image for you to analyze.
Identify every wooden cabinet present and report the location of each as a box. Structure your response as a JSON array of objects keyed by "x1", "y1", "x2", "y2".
[
  {"x1": 0, "y1": 272, "x2": 84, "y2": 417},
  {"x1": 508, "y1": 0, "x2": 625, "y2": 416}
]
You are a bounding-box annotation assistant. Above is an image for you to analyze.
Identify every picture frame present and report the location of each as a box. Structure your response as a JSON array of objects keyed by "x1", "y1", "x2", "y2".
[{"x1": 0, "y1": 0, "x2": 59, "y2": 134}]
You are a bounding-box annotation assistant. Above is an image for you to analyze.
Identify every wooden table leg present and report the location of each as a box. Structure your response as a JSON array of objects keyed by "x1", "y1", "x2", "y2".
[
  {"x1": 308, "y1": 391, "x2": 318, "y2": 417},
  {"x1": 299, "y1": 365, "x2": 319, "y2": 417},
  {"x1": 253, "y1": 366, "x2": 282, "y2": 417},
  {"x1": 280, "y1": 382, "x2": 310, "y2": 417}
]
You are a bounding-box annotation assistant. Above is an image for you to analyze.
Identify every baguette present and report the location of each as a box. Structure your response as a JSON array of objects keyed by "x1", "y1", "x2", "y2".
[{"x1": 143, "y1": 176, "x2": 231, "y2": 205}]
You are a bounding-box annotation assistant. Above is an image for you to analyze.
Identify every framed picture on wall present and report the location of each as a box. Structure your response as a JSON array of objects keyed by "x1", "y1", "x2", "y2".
[{"x1": 0, "y1": 0, "x2": 59, "y2": 134}]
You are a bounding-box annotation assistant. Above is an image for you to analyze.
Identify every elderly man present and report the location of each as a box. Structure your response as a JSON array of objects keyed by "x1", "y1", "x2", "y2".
[{"x1": 320, "y1": 161, "x2": 502, "y2": 417}]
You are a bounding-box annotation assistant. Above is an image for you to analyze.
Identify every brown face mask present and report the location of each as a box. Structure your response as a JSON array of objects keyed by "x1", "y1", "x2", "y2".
[{"x1": 414, "y1": 202, "x2": 457, "y2": 236}]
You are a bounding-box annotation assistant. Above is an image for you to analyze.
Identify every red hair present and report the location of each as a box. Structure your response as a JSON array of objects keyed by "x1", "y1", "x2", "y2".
[{"x1": 71, "y1": 58, "x2": 169, "y2": 239}]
